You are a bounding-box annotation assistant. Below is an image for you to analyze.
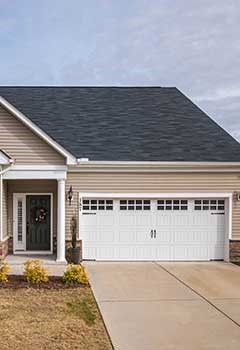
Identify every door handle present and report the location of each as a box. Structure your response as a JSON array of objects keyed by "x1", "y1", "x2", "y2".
[
  {"x1": 150, "y1": 230, "x2": 153, "y2": 238},
  {"x1": 154, "y1": 230, "x2": 157, "y2": 239}
]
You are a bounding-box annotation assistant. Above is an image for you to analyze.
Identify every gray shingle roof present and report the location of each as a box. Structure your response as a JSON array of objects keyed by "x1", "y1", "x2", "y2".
[{"x1": 0, "y1": 86, "x2": 240, "y2": 162}]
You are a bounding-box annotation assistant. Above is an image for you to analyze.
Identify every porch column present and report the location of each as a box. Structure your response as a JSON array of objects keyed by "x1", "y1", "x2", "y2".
[{"x1": 57, "y1": 179, "x2": 66, "y2": 262}]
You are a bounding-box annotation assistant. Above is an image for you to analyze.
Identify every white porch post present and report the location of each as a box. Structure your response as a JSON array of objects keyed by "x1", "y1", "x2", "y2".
[
  {"x1": 57, "y1": 178, "x2": 66, "y2": 262},
  {"x1": 0, "y1": 172, "x2": 2, "y2": 241}
]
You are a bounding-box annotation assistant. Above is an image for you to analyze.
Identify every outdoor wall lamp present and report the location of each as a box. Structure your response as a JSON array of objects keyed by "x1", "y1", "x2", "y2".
[{"x1": 67, "y1": 186, "x2": 74, "y2": 205}]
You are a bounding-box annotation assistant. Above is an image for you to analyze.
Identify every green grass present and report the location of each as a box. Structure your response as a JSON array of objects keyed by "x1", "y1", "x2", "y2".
[{"x1": 67, "y1": 297, "x2": 96, "y2": 326}]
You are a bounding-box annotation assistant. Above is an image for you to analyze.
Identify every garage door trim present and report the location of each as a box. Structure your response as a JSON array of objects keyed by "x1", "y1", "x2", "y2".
[{"x1": 79, "y1": 192, "x2": 232, "y2": 262}]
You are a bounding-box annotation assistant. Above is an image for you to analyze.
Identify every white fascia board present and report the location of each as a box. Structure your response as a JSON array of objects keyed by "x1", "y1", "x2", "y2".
[
  {"x1": 0, "y1": 96, "x2": 77, "y2": 165},
  {"x1": 10, "y1": 165, "x2": 68, "y2": 171},
  {"x1": 0, "y1": 150, "x2": 11, "y2": 165},
  {"x1": 76, "y1": 161, "x2": 240, "y2": 166},
  {"x1": 79, "y1": 192, "x2": 233, "y2": 199},
  {"x1": 71, "y1": 161, "x2": 240, "y2": 173},
  {"x1": 3, "y1": 169, "x2": 67, "y2": 180}
]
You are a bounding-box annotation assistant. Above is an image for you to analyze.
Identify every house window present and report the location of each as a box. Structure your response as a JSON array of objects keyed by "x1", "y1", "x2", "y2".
[
  {"x1": 194, "y1": 199, "x2": 225, "y2": 211},
  {"x1": 120, "y1": 200, "x2": 151, "y2": 211},
  {"x1": 82, "y1": 199, "x2": 113, "y2": 211},
  {"x1": 157, "y1": 200, "x2": 188, "y2": 211},
  {"x1": 17, "y1": 200, "x2": 23, "y2": 242}
]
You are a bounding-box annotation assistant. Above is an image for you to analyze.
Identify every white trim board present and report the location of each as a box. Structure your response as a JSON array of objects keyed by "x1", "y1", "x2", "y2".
[
  {"x1": 79, "y1": 192, "x2": 233, "y2": 199},
  {"x1": 0, "y1": 96, "x2": 76, "y2": 165},
  {"x1": 13, "y1": 193, "x2": 53, "y2": 254},
  {"x1": 71, "y1": 162, "x2": 240, "y2": 173},
  {"x1": 0, "y1": 150, "x2": 12, "y2": 165},
  {"x1": 3, "y1": 169, "x2": 67, "y2": 180}
]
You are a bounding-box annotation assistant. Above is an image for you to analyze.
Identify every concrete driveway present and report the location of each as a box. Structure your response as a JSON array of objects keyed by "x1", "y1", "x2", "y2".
[{"x1": 85, "y1": 261, "x2": 240, "y2": 350}]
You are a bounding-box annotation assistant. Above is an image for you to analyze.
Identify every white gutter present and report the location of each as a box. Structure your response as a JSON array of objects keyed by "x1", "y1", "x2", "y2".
[
  {"x1": 71, "y1": 160, "x2": 240, "y2": 173},
  {"x1": 76, "y1": 161, "x2": 240, "y2": 166}
]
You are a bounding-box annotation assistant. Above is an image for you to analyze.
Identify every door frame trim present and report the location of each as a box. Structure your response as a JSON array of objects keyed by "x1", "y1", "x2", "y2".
[
  {"x1": 79, "y1": 192, "x2": 232, "y2": 262},
  {"x1": 13, "y1": 193, "x2": 53, "y2": 254}
]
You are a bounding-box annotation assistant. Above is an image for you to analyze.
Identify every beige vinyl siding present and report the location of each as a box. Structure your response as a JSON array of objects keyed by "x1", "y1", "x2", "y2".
[
  {"x1": 7, "y1": 180, "x2": 57, "y2": 242},
  {"x1": 2, "y1": 180, "x2": 8, "y2": 239},
  {"x1": 66, "y1": 171, "x2": 240, "y2": 240},
  {"x1": 0, "y1": 105, "x2": 65, "y2": 165}
]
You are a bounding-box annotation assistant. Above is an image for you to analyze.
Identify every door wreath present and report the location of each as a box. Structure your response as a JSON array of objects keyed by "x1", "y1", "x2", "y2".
[{"x1": 31, "y1": 206, "x2": 47, "y2": 224}]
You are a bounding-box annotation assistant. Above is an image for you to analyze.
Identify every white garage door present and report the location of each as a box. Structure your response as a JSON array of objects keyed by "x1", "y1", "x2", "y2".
[{"x1": 80, "y1": 198, "x2": 226, "y2": 261}]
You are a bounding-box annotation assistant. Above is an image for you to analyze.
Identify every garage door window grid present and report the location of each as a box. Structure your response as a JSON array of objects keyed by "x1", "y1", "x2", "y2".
[
  {"x1": 157, "y1": 200, "x2": 188, "y2": 211},
  {"x1": 120, "y1": 200, "x2": 151, "y2": 210},
  {"x1": 194, "y1": 199, "x2": 225, "y2": 211},
  {"x1": 82, "y1": 199, "x2": 113, "y2": 210}
]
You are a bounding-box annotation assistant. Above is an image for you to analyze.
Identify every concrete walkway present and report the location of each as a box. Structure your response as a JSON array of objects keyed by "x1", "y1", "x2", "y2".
[
  {"x1": 85, "y1": 261, "x2": 240, "y2": 350},
  {"x1": 5, "y1": 255, "x2": 67, "y2": 276}
]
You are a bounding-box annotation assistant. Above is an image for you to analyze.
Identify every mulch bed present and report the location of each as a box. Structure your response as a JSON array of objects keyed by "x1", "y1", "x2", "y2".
[{"x1": 0, "y1": 275, "x2": 88, "y2": 290}]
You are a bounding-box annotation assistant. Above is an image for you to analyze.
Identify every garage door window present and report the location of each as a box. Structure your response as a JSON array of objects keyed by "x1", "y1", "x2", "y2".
[
  {"x1": 157, "y1": 200, "x2": 188, "y2": 211},
  {"x1": 120, "y1": 200, "x2": 151, "y2": 211},
  {"x1": 83, "y1": 199, "x2": 113, "y2": 211},
  {"x1": 194, "y1": 199, "x2": 225, "y2": 211}
]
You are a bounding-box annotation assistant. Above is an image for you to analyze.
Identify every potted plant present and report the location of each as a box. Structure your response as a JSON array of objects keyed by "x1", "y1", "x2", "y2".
[{"x1": 70, "y1": 216, "x2": 81, "y2": 264}]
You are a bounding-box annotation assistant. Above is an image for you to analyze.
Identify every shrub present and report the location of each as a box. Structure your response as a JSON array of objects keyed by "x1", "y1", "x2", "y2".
[
  {"x1": 62, "y1": 264, "x2": 89, "y2": 284},
  {"x1": 0, "y1": 260, "x2": 10, "y2": 283},
  {"x1": 23, "y1": 259, "x2": 49, "y2": 284}
]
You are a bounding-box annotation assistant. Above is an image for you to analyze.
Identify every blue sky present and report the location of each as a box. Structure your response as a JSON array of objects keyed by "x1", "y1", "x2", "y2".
[{"x1": 0, "y1": 0, "x2": 240, "y2": 140}]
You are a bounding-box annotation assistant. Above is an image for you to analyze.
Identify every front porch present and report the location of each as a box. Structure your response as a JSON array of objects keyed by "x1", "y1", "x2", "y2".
[
  {"x1": 0, "y1": 165, "x2": 67, "y2": 262},
  {"x1": 5, "y1": 254, "x2": 67, "y2": 276}
]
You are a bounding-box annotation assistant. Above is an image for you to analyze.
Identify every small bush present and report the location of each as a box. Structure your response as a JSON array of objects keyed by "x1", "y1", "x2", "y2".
[
  {"x1": 23, "y1": 259, "x2": 49, "y2": 284},
  {"x1": 0, "y1": 260, "x2": 10, "y2": 283},
  {"x1": 62, "y1": 264, "x2": 89, "y2": 284}
]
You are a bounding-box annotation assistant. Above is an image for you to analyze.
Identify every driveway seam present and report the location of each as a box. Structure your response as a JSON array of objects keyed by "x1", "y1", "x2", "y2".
[
  {"x1": 155, "y1": 262, "x2": 240, "y2": 329},
  {"x1": 99, "y1": 298, "x2": 200, "y2": 303}
]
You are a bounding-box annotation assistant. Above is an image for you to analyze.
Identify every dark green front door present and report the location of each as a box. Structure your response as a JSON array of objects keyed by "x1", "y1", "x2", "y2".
[{"x1": 26, "y1": 195, "x2": 51, "y2": 251}]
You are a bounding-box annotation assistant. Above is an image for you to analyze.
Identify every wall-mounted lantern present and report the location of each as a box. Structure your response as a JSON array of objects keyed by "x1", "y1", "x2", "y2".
[{"x1": 67, "y1": 186, "x2": 74, "y2": 205}]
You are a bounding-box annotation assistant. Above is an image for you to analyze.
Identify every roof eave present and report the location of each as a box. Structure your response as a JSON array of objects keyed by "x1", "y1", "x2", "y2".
[{"x1": 72, "y1": 160, "x2": 240, "y2": 173}]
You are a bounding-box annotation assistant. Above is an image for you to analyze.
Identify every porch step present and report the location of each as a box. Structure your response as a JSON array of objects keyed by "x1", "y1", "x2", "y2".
[{"x1": 5, "y1": 255, "x2": 67, "y2": 276}]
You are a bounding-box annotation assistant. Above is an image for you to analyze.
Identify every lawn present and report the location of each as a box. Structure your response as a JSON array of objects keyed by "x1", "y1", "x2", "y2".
[{"x1": 0, "y1": 285, "x2": 112, "y2": 350}]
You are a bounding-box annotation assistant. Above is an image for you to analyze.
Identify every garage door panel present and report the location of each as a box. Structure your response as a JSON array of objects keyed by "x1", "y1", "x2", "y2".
[
  {"x1": 115, "y1": 246, "x2": 136, "y2": 260},
  {"x1": 119, "y1": 215, "x2": 135, "y2": 226},
  {"x1": 118, "y1": 229, "x2": 136, "y2": 243},
  {"x1": 82, "y1": 229, "x2": 115, "y2": 243},
  {"x1": 135, "y1": 214, "x2": 153, "y2": 226},
  {"x1": 80, "y1": 197, "x2": 226, "y2": 261},
  {"x1": 153, "y1": 230, "x2": 172, "y2": 243},
  {"x1": 173, "y1": 246, "x2": 209, "y2": 260}
]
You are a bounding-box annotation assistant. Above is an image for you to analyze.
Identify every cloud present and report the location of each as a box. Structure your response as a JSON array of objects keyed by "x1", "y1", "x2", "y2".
[{"x1": 0, "y1": 0, "x2": 239, "y2": 140}]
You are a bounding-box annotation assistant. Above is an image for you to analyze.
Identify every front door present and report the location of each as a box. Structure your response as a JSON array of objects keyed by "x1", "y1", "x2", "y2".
[{"x1": 26, "y1": 195, "x2": 51, "y2": 251}]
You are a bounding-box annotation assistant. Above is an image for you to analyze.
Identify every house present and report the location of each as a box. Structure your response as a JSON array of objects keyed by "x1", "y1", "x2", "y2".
[{"x1": 0, "y1": 86, "x2": 240, "y2": 263}]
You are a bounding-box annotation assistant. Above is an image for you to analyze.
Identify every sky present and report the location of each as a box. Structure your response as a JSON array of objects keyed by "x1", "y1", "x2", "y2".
[{"x1": 0, "y1": 0, "x2": 240, "y2": 140}]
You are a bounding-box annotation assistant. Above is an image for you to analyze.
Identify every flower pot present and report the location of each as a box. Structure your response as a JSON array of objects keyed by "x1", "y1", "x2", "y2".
[{"x1": 70, "y1": 247, "x2": 81, "y2": 264}]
